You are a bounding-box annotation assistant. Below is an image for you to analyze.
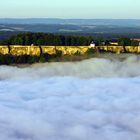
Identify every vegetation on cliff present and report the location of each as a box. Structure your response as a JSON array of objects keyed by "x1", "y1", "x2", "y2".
[
  {"x1": 0, "y1": 49, "x2": 95, "y2": 65},
  {"x1": 118, "y1": 37, "x2": 139, "y2": 46}
]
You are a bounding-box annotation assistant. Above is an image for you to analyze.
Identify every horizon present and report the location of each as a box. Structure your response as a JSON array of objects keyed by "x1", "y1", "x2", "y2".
[{"x1": 0, "y1": 18, "x2": 140, "y2": 20}]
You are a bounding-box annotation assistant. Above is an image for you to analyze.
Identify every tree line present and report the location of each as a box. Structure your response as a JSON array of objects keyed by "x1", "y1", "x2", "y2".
[
  {"x1": 0, "y1": 32, "x2": 93, "y2": 46},
  {"x1": 0, "y1": 32, "x2": 139, "y2": 46},
  {"x1": 0, "y1": 32, "x2": 117, "y2": 46},
  {"x1": 118, "y1": 37, "x2": 139, "y2": 46}
]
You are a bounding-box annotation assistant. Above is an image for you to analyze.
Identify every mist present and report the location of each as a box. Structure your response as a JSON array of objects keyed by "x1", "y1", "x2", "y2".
[
  {"x1": 0, "y1": 55, "x2": 140, "y2": 80},
  {"x1": 0, "y1": 55, "x2": 140, "y2": 140}
]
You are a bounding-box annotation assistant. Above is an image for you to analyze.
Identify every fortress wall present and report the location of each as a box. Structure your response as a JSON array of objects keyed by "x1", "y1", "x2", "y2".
[{"x1": 0, "y1": 45, "x2": 139, "y2": 56}]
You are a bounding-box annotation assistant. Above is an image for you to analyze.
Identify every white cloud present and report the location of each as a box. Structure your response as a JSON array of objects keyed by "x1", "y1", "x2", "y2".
[
  {"x1": 0, "y1": 55, "x2": 140, "y2": 139},
  {"x1": 0, "y1": 55, "x2": 140, "y2": 80}
]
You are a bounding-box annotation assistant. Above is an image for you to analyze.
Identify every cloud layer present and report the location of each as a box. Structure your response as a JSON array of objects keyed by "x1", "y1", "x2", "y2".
[
  {"x1": 0, "y1": 55, "x2": 140, "y2": 80},
  {"x1": 0, "y1": 55, "x2": 140, "y2": 140}
]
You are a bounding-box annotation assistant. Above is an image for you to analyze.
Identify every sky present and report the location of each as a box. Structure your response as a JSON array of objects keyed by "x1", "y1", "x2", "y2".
[{"x1": 0, "y1": 0, "x2": 140, "y2": 19}]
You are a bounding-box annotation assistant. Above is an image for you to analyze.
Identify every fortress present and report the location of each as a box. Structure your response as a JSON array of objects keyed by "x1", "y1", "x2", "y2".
[{"x1": 0, "y1": 45, "x2": 140, "y2": 56}]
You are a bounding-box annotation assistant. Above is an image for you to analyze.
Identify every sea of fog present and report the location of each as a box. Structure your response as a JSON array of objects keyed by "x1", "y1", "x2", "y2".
[{"x1": 0, "y1": 54, "x2": 140, "y2": 140}]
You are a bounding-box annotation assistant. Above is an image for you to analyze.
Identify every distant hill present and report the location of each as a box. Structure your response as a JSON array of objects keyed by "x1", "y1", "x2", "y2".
[
  {"x1": 0, "y1": 18, "x2": 140, "y2": 27},
  {"x1": 0, "y1": 24, "x2": 140, "y2": 34},
  {"x1": 0, "y1": 18, "x2": 140, "y2": 41}
]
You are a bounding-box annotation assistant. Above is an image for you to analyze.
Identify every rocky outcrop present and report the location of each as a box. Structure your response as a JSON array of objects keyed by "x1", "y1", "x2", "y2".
[
  {"x1": 0, "y1": 45, "x2": 139, "y2": 56},
  {"x1": 0, "y1": 46, "x2": 94, "y2": 56}
]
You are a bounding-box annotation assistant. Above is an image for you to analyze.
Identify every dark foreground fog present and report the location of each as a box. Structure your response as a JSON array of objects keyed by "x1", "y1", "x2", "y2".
[{"x1": 0, "y1": 55, "x2": 140, "y2": 140}]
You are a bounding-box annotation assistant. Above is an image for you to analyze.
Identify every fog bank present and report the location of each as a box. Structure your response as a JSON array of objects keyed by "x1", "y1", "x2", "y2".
[
  {"x1": 0, "y1": 55, "x2": 140, "y2": 140},
  {"x1": 0, "y1": 77, "x2": 140, "y2": 140},
  {"x1": 0, "y1": 55, "x2": 140, "y2": 80}
]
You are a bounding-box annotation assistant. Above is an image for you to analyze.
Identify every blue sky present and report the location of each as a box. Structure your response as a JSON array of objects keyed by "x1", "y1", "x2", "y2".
[{"x1": 0, "y1": 0, "x2": 140, "y2": 18}]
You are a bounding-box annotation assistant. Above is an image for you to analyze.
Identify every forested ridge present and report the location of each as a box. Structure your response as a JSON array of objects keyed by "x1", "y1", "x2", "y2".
[
  {"x1": 0, "y1": 32, "x2": 93, "y2": 46},
  {"x1": 0, "y1": 32, "x2": 139, "y2": 46}
]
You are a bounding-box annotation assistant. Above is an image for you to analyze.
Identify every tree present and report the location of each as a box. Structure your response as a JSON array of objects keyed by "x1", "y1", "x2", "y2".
[
  {"x1": 24, "y1": 35, "x2": 32, "y2": 45},
  {"x1": 36, "y1": 38, "x2": 45, "y2": 45},
  {"x1": 118, "y1": 37, "x2": 131, "y2": 46},
  {"x1": 54, "y1": 36, "x2": 62, "y2": 46},
  {"x1": 105, "y1": 40, "x2": 110, "y2": 46},
  {"x1": 131, "y1": 40, "x2": 139, "y2": 46},
  {"x1": 86, "y1": 48, "x2": 95, "y2": 54}
]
